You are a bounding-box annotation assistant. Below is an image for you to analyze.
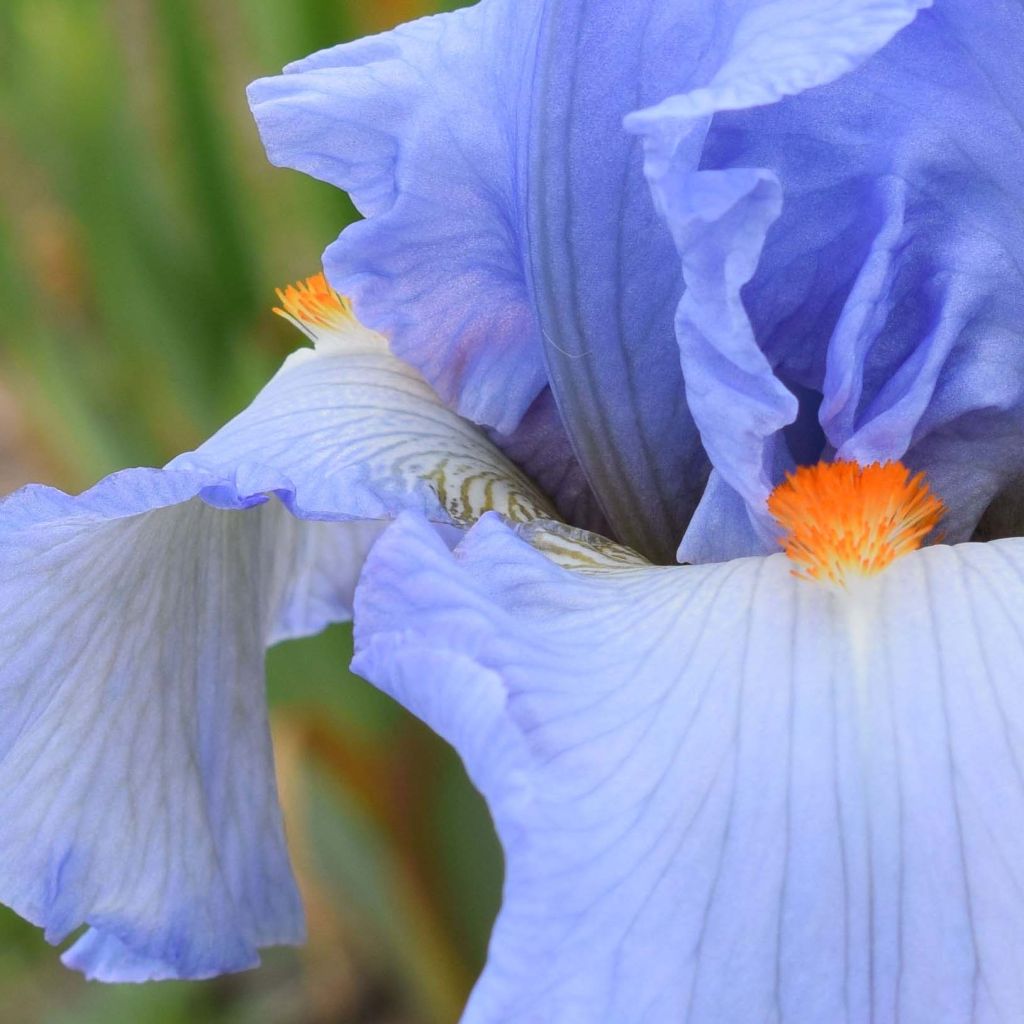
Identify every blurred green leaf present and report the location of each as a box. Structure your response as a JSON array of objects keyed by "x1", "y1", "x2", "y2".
[{"x1": 0, "y1": 1, "x2": 501, "y2": 1020}]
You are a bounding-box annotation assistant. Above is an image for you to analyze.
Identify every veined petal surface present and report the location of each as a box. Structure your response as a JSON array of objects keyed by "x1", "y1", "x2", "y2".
[
  {"x1": 247, "y1": 4, "x2": 545, "y2": 439},
  {"x1": 628, "y1": 0, "x2": 1024, "y2": 556},
  {"x1": 356, "y1": 512, "x2": 1024, "y2": 1023},
  {"x1": 625, "y1": 0, "x2": 931, "y2": 559},
  {"x1": 248, "y1": 1, "x2": 721, "y2": 562},
  {"x1": 170, "y1": 298, "x2": 554, "y2": 528},
  {"x1": 0, "y1": 296, "x2": 550, "y2": 979},
  {"x1": 0, "y1": 473, "x2": 308, "y2": 980}
]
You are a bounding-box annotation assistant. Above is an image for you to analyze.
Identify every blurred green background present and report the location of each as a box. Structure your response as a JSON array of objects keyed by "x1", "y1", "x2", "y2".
[{"x1": 0, "y1": 2, "x2": 500, "y2": 1022}]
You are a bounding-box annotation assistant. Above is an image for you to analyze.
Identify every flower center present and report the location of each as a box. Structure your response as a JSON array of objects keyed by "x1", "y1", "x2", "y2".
[
  {"x1": 767, "y1": 460, "x2": 944, "y2": 586},
  {"x1": 274, "y1": 273, "x2": 353, "y2": 337}
]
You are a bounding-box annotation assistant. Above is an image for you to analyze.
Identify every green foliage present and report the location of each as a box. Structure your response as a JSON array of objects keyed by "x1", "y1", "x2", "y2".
[{"x1": 0, "y1": 1, "x2": 496, "y2": 1021}]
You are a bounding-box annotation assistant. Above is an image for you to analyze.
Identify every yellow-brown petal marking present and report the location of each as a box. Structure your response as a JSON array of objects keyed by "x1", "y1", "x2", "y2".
[
  {"x1": 767, "y1": 460, "x2": 944, "y2": 586},
  {"x1": 266, "y1": 273, "x2": 559, "y2": 529}
]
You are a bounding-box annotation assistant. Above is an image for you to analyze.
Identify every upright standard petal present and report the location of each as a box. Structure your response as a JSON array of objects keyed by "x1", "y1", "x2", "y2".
[
  {"x1": 0, "y1": 278, "x2": 553, "y2": 980},
  {"x1": 355, "y1": 512, "x2": 1024, "y2": 1023},
  {"x1": 801, "y1": 2, "x2": 1024, "y2": 541},
  {"x1": 628, "y1": 0, "x2": 1024, "y2": 555},
  {"x1": 248, "y1": 7, "x2": 548, "y2": 437},
  {"x1": 625, "y1": 0, "x2": 931, "y2": 560},
  {"x1": 248, "y1": 2, "x2": 724, "y2": 563}
]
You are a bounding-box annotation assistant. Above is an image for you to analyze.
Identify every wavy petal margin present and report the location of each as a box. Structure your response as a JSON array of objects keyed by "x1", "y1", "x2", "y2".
[
  {"x1": 624, "y1": 0, "x2": 932, "y2": 560},
  {"x1": 247, "y1": 1, "x2": 718, "y2": 562},
  {"x1": 247, "y1": 6, "x2": 546, "y2": 436},
  {"x1": 0, "y1": 294, "x2": 553, "y2": 979},
  {"x1": 356, "y1": 512, "x2": 1024, "y2": 1023}
]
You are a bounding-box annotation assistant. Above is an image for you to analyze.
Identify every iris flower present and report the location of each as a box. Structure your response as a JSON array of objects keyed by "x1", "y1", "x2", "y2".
[{"x1": 5, "y1": 0, "x2": 1024, "y2": 1019}]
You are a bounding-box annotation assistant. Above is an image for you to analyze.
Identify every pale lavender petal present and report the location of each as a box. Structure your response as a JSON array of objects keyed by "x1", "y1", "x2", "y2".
[{"x1": 355, "y1": 512, "x2": 1024, "y2": 1022}]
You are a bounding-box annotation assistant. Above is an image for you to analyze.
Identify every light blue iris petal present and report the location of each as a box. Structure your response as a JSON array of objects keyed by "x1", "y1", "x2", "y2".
[
  {"x1": 648, "y1": 164, "x2": 793, "y2": 558},
  {"x1": 247, "y1": 6, "x2": 547, "y2": 438},
  {"x1": 355, "y1": 512, "x2": 1024, "y2": 1023},
  {"x1": 268, "y1": 518, "x2": 383, "y2": 646},
  {"x1": 246, "y1": 8, "x2": 620, "y2": 538},
  {"x1": 169, "y1": 325, "x2": 554, "y2": 529},
  {"x1": 0, "y1": 307, "x2": 551, "y2": 980},
  {"x1": 519, "y1": 0, "x2": 727, "y2": 562},
  {"x1": 248, "y1": 2, "x2": 725, "y2": 563},
  {"x1": 625, "y1": 0, "x2": 932, "y2": 560},
  {"x1": 630, "y1": 0, "x2": 1024, "y2": 551},
  {"x1": 0, "y1": 471, "x2": 309, "y2": 981},
  {"x1": 676, "y1": 467, "x2": 767, "y2": 564},
  {"x1": 770, "y1": 1, "x2": 1024, "y2": 541}
]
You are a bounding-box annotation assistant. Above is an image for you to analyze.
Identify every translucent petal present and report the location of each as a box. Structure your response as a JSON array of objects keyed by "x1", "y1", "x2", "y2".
[
  {"x1": 247, "y1": 6, "x2": 547, "y2": 437},
  {"x1": 356, "y1": 514, "x2": 1024, "y2": 1022},
  {"x1": 171, "y1": 307, "x2": 554, "y2": 528},
  {"x1": 0, "y1": 301, "x2": 549, "y2": 979},
  {"x1": 0, "y1": 476, "x2": 307, "y2": 980}
]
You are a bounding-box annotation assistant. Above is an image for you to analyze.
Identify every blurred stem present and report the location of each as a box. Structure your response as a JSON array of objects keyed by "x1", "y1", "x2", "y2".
[{"x1": 154, "y1": 0, "x2": 259, "y2": 339}]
